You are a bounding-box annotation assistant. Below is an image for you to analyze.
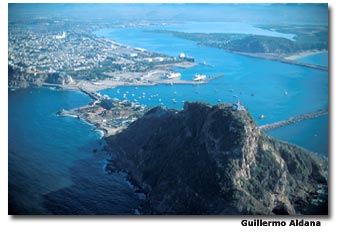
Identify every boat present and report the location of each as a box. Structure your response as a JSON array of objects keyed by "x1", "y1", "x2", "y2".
[
  {"x1": 194, "y1": 74, "x2": 207, "y2": 81},
  {"x1": 259, "y1": 114, "x2": 265, "y2": 119},
  {"x1": 166, "y1": 72, "x2": 181, "y2": 79},
  {"x1": 178, "y1": 52, "x2": 195, "y2": 62}
]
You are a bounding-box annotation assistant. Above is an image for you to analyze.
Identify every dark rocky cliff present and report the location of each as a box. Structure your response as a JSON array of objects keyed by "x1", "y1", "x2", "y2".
[
  {"x1": 8, "y1": 65, "x2": 73, "y2": 88},
  {"x1": 105, "y1": 102, "x2": 328, "y2": 215},
  {"x1": 8, "y1": 65, "x2": 46, "y2": 88}
]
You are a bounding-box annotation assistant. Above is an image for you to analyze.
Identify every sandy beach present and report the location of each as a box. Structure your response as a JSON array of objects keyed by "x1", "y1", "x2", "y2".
[{"x1": 284, "y1": 50, "x2": 328, "y2": 60}]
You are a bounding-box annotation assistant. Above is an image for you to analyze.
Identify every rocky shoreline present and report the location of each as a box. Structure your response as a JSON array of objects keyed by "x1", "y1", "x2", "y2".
[
  {"x1": 104, "y1": 102, "x2": 328, "y2": 215},
  {"x1": 11, "y1": 66, "x2": 328, "y2": 215},
  {"x1": 57, "y1": 97, "x2": 148, "y2": 138}
]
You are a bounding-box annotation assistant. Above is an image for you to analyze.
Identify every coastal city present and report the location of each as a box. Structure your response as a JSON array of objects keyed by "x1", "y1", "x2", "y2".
[
  {"x1": 8, "y1": 4, "x2": 329, "y2": 216},
  {"x1": 8, "y1": 23, "x2": 328, "y2": 137},
  {"x1": 8, "y1": 25, "x2": 219, "y2": 135},
  {"x1": 8, "y1": 8, "x2": 329, "y2": 139},
  {"x1": 8, "y1": 25, "x2": 204, "y2": 134},
  {"x1": 9, "y1": 26, "x2": 198, "y2": 89}
]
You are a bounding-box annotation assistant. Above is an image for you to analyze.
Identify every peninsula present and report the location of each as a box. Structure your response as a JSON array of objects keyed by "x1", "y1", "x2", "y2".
[
  {"x1": 149, "y1": 24, "x2": 328, "y2": 71},
  {"x1": 104, "y1": 102, "x2": 328, "y2": 215}
]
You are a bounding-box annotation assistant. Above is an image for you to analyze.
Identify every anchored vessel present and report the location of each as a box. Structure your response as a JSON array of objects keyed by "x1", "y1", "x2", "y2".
[
  {"x1": 166, "y1": 72, "x2": 181, "y2": 79},
  {"x1": 194, "y1": 74, "x2": 207, "y2": 81}
]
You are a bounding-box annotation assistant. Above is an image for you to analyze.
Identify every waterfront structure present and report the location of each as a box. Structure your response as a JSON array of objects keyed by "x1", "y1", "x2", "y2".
[{"x1": 232, "y1": 99, "x2": 245, "y2": 111}]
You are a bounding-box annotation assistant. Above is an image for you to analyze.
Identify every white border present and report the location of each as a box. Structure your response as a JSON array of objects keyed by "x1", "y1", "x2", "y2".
[{"x1": 1, "y1": 1, "x2": 338, "y2": 232}]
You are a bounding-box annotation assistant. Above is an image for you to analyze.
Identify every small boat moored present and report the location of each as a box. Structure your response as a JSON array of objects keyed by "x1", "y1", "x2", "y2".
[
  {"x1": 259, "y1": 114, "x2": 265, "y2": 119},
  {"x1": 193, "y1": 74, "x2": 207, "y2": 81},
  {"x1": 166, "y1": 72, "x2": 181, "y2": 79}
]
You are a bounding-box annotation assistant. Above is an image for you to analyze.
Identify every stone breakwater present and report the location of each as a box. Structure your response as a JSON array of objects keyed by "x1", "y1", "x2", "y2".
[
  {"x1": 233, "y1": 52, "x2": 328, "y2": 71},
  {"x1": 259, "y1": 109, "x2": 328, "y2": 131}
]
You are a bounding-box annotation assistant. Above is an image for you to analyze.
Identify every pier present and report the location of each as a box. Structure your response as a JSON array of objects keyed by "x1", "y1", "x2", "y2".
[
  {"x1": 259, "y1": 109, "x2": 328, "y2": 131},
  {"x1": 79, "y1": 87, "x2": 102, "y2": 101},
  {"x1": 207, "y1": 73, "x2": 225, "y2": 81}
]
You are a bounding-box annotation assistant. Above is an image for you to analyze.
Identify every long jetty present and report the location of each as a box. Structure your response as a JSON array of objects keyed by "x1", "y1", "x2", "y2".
[
  {"x1": 276, "y1": 59, "x2": 328, "y2": 71},
  {"x1": 79, "y1": 87, "x2": 102, "y2": 101},
  {"x1": 259, "y1": 109, "x2": 328, "y2": 131},
  {"x1": 233, "y1": 52, "x2": 328, "y2": 72},
  {"x1": 207, "y1": 73, "x2": 225, "y2": 81}
]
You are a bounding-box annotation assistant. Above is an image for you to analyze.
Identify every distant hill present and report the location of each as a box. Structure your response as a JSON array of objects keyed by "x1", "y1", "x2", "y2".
[
  {"x1": 105, "y1": 102, "x2": 328, "y2": 215},
  {"x1": 151, "y1": 25, "x2": 328, "y2": 57}
]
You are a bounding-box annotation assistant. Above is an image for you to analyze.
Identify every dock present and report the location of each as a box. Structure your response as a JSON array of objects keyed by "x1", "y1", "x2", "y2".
[{"x1": 259, "y1": 109, "x2": 328, "y2": 131}]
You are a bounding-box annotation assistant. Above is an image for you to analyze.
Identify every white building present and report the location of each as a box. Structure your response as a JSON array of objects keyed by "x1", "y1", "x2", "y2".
[{"x1": 55, "y1": 31, "x2": 66, "y2": 40}]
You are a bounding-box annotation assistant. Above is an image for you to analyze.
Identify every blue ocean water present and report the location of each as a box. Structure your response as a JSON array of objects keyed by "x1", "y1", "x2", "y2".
[
  {"x1": 96, "y1": 25, "x2": 328, "y2": 155},
  {"x1": 297, "y1": 52, "x2": 329, "y2": 67},
  {"x1": 9, "y1": 88, "x2": 142, "y2": 214},
  {"x1": 267, "y1": 114, "x2": 328, "y2": 156},
  {"x1": 9, "y1": 22, "x2": 328, "y2": 215}
]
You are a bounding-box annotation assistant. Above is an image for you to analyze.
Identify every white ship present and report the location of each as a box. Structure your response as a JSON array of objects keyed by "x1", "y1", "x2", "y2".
[
  {"x1": 194, "y1": 74, "x2": 207, "y2": 81},
  {"x1": 166, "y1": 72, "x2": 181, "y2": 79}
]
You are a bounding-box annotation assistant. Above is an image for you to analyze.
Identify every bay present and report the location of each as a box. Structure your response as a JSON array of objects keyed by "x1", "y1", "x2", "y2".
[
  {"x1": 8, "y1": 19, "x2": 329, "y2": 215},
  {"x1": 96, "y1": 25, "x2": 328, "y2": 155},
  {"x1": 8, "y1": 88, "x2": 141, "y2": 214}
]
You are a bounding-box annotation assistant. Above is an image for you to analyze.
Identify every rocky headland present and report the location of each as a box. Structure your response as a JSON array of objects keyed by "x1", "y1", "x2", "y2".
[
  {"x1": 104, "y1": 102, "x2": 328, "y2": 215},
  {"x1": 8, "y1": 65, "x2": 74, "y2": 88}
]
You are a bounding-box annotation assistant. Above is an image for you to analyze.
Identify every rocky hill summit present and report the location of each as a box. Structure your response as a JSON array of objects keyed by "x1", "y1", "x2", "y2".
[{"x1": 105, "y1": 102, "x2": 328, "y2": 215}]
